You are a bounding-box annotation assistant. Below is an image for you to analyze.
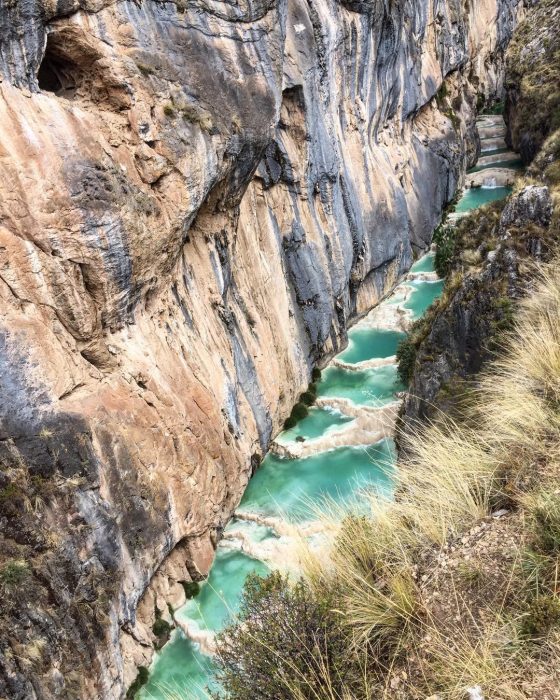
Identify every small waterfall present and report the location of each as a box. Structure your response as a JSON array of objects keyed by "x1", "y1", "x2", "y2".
[
  {"x1": 175, "y1": 620, "x2": 217, "y2": 656},
  {"x1": 482, "y1": 175, "x2": 498, "y2": 188}
]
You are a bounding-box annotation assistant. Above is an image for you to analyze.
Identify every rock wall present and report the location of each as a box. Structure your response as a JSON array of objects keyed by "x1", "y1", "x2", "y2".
[
  {"x1": 0, "y1": 0, "x2": 523, "y2": 697},
  {"x1": 505, "y1": 0, "x2": 560, "y2": 163},
  {"x1": 398, "y1": 184, "x2": 555, "y2": 435}
]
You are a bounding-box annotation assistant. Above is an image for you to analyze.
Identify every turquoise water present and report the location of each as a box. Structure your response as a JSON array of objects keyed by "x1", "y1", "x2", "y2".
[
  {"x1": 468, "y1": 158, "x2": 522, "y2": 173},
  {"x1": 139, "y1": 633, "x2": 215, "y2": 699},
  {"x1": 403, "y1": 279, "x2": 445, "y2": 319},
  {"x1": 141, "y1": 550, "x2": 268, "y2": 699},
  {"x1": 176, "y1": 550, "x2": 269, "y2": 632},
  {"x1": 410, "y1": 253, "x2": 436, "y2": 273},
  {"x1": 317, "y1": 364, "x2": 404, "y2": 406},
  {"x1": 137, "y1": 163, "x2": 511, "y2": 699},
  {"x1": 238, "y1": 441, "x2": 396, "y2": 521},
  {"x1": 277, "y1": 406, "x2": 354, "y2": 442},
  {"x1": 338, "y1": 328, "x2": 406, "y2": 364},
  {"x1": 454, "y1": 186, "x2": 512, "y2": 213}
]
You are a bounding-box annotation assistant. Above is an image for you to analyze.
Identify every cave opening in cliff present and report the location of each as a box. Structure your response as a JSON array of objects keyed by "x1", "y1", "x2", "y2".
[{"x1": 37, "y1": 35, "x2": 80, "y2": 95}]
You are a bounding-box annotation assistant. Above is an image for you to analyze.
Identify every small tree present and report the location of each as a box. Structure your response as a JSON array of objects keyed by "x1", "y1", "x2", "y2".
[
  {"x1": 396, "y1": 338, "x2": 417, "y2": 384},
  {"x1": 433, "y1": 224, "x2": 456, "y2": 278},
  {"x1": 213, "y1": 572, "x2": 354, "y2": 700}
]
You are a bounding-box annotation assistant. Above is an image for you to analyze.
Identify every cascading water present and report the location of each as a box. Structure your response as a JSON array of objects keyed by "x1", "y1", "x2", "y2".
[{"x1": 138, "y1": 120, "x2": 517, "y2": 700}]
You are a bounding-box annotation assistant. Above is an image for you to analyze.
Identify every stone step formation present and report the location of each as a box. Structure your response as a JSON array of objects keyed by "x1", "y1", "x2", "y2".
[{"x1": 465, "y1": 115, "x2": 522, "y2": 189}]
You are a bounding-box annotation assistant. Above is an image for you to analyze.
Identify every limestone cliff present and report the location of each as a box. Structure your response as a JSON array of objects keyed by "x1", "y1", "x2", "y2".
[{"x1": 0, "y1": 0, "x2": 523, "y2": 697}]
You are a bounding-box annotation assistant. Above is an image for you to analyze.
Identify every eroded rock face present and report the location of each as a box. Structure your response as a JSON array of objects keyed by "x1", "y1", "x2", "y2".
[
  {"x1": 398, "y1": 184, "x2": 554, "y2": 436},
  {"x1": 504, "y1": 0, "x2": 560, "y2": 163},
  {"x1": 0, "y1": 0, "x2": 523, "y2": 697}
]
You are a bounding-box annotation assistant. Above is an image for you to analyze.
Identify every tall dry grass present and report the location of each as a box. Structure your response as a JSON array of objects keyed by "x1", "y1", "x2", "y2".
[{"x1": 297, "y1": 258, "x2": 560, "y2": 698}]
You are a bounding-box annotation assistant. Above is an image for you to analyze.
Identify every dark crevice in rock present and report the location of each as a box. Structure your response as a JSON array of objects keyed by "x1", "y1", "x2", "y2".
[{"x1": 37, "y1": 34, "x2": 79, "y2": 94}]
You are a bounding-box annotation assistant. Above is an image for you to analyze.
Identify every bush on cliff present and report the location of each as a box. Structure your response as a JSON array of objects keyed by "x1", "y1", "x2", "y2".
[
  {"x1": 283, "y1": 401, "x2": 310, "y2": 430},
  {"x1": 126, "y1": 666, "x2": 149, "y2": 699},
  {"x1": 396, "y1": 337, "x2": 417, "y2": 384},
  {"x1": 432, "y1": 223, "x2": 456, "y2": 277},
  {"x1": 0, "y1": 559, "x2": 30, "y2": 590},
  {"x1": 293, "y1": 402, "x2": 309, "y2": 421},
  {"x1": 299, "y1": 391, "x2": 316, "y2": 406},
  {"x1": 213, "y1": 572, "x2": 357, "y2": 700},
  {"x1": 283, "y1": 415, "x2": 298, "y2": 430}
]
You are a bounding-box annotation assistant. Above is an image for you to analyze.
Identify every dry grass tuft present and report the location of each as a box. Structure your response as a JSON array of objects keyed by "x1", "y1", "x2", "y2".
[{"x1": 300, "y1": 256, "x2": 560, "y2": 698}]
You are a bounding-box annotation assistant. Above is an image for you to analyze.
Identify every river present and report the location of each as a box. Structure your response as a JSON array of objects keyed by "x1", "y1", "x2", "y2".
[{"x1": 138, "y1": 115, "x2": 517, "y2": 700}]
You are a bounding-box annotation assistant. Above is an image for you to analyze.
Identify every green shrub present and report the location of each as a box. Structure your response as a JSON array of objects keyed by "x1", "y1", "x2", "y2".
[
  {"x1": 152, "y1": 617, "x2": 171, "y2": 637},
  {"x1": 436, "y1": 82, "x2": 448, "y2": 107},
  {"x1": 0, "y1": 560, "x2": 30, "y2": 589},
  {"x1": 521, "y1": 595, "x2": 560, "y2": 638},
  {"x1": 163, "y1": 103, "x2": 175, "y2": 118},
  {"x1": 433, "y1": 224, "x2": 456, "y2": 278},
  {"x1": 0, "y1": 483, "x2": 20, "y2": 502},
  {"x1": 283, "y1": 415, "x2": 298, "y2": 430},
  {"x1": 307, "y1": 382, "x2": 318, "y2": 396},
  {"x1": 291, "y1": 402, "x2": 309, "y2": 421},
  {"x1": 181, "y1": 580, "x2": 201, "y2": 599},
  {"x1": 214, "y1": 572, "x2": 354, "y2": 700},
  {"x1": 396, "y1": 338, "x2": 417, "y2": 384},
  {"x1": 126, "y1": 666, "x2": 149, "y2": 699},
  {"x1": 311, "y1": 367, "x2": 322, "y2": 382},
  {"x1": 299, "y1": 391, "x2": 316, "y2": 407},
  {"x1": 444, "y1": 108, "x2": 461, "y2": 132}
]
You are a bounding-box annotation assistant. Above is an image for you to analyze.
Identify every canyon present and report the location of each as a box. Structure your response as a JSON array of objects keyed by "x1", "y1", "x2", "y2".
[{"x1": 0, "y1": 0, "x2": 524, "y2": 697}]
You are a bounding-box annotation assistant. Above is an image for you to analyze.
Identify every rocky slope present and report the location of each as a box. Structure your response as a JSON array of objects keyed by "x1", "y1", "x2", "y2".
[
  {"x1": 505, "y1": 0, "x2": 560, "y2": 163},
  {"x1": 398, "y1": 183, "x2": 555, "y2": 433},
  {"x1": 399, "y1": 0, "x2": 560, "y2": 441},
  {"x1": 0, "y1": 0, "x2": 523, "y2": 697}
]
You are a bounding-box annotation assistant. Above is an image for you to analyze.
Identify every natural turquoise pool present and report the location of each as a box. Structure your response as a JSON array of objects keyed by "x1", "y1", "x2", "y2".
[
  {"x1": 139, "y1": 632, "x2": 215, "y2": 699},
  {"x1": 402, "y1": 279, "x2": 445, "y2": 319},
  {"x1": 238, "y1": 440, "x2": 396, "y2": 521},
  {"x1": 338, "y1": 327, "x2": 406, "y2": 364},
  {"x1": 141, "y1": 550, "x2": 267, "y2": 699},
  {"x1": 317, "y1": 364, "x2": 405, "y2": 406},
  {"x1": 176, "y1": 550, "x2": 270, "y2": 633},
  {"x1": 454, "y1": 186, "x2": 512, "y2": 213},
  {"x1": 138, "y1": 171, "x2": 514, "y2": 700},
  {"x1": 276, "y1": 406, "x2": 354, "y2": 443},
  {"x1": 410, "y1": 252, "x2": 435, "y2": 273}
]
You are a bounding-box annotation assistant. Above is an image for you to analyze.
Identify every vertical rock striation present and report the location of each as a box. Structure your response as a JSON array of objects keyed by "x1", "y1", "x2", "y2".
[{"x1": 0, "y1": 0, "x2": 523, "y2": 696}]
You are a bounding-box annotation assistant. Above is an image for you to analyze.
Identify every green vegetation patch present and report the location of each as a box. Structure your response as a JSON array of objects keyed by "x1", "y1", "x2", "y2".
[
  {"x1": 126, "y1": 666, "x2": 149, "y2": 699},
  {"x1": 0, "y1": 559, "x2": 30, "y2": 589},
  {"x1": 181, "y1": 580, "x2": 201, "y2": 599},
  {"x1": 214, "y1": 572, "x2": 354, "y2": 700}
]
